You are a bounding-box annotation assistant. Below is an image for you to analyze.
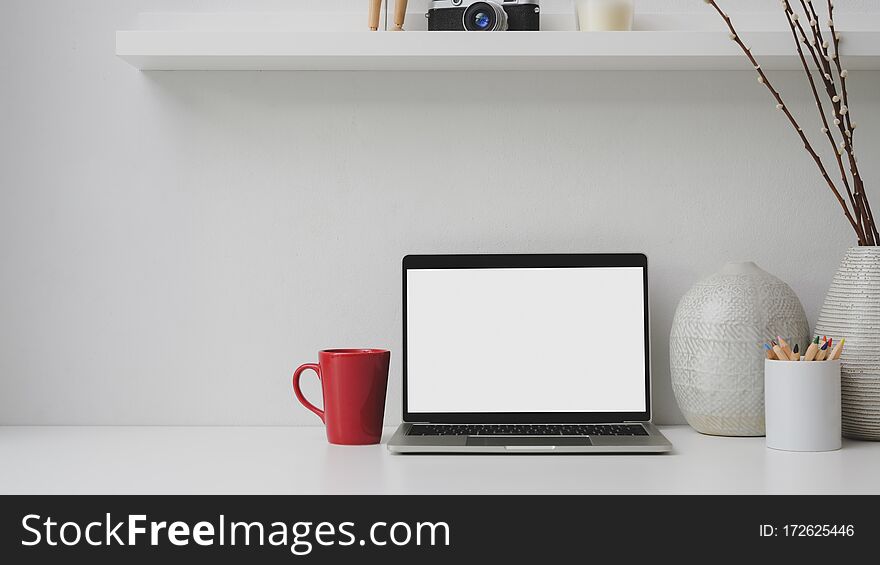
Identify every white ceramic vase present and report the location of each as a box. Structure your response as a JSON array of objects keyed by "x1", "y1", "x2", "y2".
[
  {"x1": 670, "y1": 262, "x2": 810, "y2": 436},
  {"x1": 815, "y1": 246, "x2": 880, "y2": 440}
]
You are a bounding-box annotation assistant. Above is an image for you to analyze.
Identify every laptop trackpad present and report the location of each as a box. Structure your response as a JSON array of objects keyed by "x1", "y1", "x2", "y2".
[{"x1": 466, "y1": 437, "x2": 592, "y2": 447}]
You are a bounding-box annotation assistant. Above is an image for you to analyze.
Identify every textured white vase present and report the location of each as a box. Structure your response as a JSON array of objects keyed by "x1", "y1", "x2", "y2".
[
  {"x1": 815, "y1": 246, "x2": 880, "y2": 441},
  {"x1": 670, "y1": 262, "x2": 810, "y2": 436}
]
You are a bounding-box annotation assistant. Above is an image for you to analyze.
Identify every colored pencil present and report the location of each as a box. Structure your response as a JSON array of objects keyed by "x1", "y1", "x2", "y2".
[
  {"x1": 803, "y1": 335, "x2": 821, "y2": 361},
  {"x1": 773, "y1": 344, "x2": 788, "y2": 362},
  {"x1": 829, "y1": 338, "x2": 845, "y2": 360},
  {"x1": 789, "y1": 343, "x2": 800, "y2": 361},
  {"x1": 777, "y1": 336, "x2": 794, "y2": 360},
  {"x1": 816, "y1": 338, "x2": 830, "y2": 361}
]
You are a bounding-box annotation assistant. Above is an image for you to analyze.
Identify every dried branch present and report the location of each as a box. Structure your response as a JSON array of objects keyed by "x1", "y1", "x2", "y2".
[
  {"x1": 823, "y1": 1, "x2": 855, "y2": 135},
  {"x1": 824, "y1": 21, "x2": 879, "y2": 244},
  {"x1": 704, "y1": 0, "x2": 862, "y2": 242},
  {"x1": 798, "y1": 0, "x2": 877, "y2": 243},
  {"x1": 782, "y1": 0, "x2": 867, "y2": 241},
  {"x1": 825, "y1": 0, "x2": 880, "y2": 242},
  {"x1": 784, "y1": 3, "x2": 866, "y2": 243},
  {"x1": 862, "y1": 190, "x2": 880, "y2": 242}
]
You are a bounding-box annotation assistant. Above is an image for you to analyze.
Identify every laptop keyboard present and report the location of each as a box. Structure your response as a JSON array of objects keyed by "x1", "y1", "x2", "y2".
[{"x1": 407, "y1": 424, "x2": 648, "y2": 437}]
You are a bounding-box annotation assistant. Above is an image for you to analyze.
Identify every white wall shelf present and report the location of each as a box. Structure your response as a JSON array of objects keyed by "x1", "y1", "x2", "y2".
[{"x1": 115, "y1": 13, "x2": 880, "y2": 72}]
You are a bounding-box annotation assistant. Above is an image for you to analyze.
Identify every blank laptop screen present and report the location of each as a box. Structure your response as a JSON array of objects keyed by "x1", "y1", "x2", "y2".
[{"x1": 405, "y1": 267, "x2": 647, "y2": 414}]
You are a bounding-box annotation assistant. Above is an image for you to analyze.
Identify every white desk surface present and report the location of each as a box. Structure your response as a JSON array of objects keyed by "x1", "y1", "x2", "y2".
[{"x1": 1, "y1": 425, "x2": 878, "y2": 495}]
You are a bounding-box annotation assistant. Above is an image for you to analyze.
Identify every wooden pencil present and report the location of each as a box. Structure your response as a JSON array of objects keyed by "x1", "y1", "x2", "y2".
[
  {"x1": 803, "y1": 335, "x2": 820, "y2": 361},
  {"x1": 815, "y1": 338, "x2": 830, "y2": 361},
  {"x1": 773, "y1": 344, "x2": 789, "y2": 362},
  {"x1": 829, "y1": 338, "x2": 845, "y2": 360},
  {"x1": 777, "y1": 336, "x2": 794, "y2": 360}
]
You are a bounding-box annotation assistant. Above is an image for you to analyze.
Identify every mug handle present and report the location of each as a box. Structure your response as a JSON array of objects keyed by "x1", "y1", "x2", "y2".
[{"x1": 292, "y1": 363, "x2": 325, "y2": 423}]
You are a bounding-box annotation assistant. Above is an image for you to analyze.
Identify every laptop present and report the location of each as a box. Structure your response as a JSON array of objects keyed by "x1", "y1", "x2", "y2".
[{"x1": 387, "y1": 253, "x2": 672, "y2": 454}]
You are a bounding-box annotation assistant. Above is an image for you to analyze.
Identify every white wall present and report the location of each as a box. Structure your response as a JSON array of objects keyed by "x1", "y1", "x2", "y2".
[{"x1": 1, "y1": 0, "x2": 878, "y2": 425}]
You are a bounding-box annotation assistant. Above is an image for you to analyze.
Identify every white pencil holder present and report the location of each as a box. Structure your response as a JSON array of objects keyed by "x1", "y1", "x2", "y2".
[{"x1": 764, "y1": 359, "x2": 841, "y2": 452}]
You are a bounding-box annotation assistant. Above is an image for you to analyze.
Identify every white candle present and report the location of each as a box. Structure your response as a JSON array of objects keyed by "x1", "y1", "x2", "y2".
[{"x1": 576, "y1": 0, "x2": 634, "y2": 31}]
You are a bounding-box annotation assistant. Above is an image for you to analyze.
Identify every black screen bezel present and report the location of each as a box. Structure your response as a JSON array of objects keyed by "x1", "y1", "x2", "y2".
[{"x1": 402, "y1": 253, "x2": 651, "y2": 424}]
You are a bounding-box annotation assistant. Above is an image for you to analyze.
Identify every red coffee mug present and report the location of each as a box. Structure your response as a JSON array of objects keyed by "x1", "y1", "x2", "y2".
[{"x1": 292, "y1": 349, "x2": 390, "y2": 445}]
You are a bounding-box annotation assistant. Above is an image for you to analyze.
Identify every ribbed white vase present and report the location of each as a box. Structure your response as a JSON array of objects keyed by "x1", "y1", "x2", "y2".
[
  {"x1": 815, "y1": 246, "x2": 880, "y2": 441},
  {"x1": 670, "y1": 262, "x2": 810, "y2": 436}
]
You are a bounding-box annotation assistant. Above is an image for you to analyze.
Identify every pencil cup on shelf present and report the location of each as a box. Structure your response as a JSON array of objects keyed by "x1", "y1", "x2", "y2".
[{"x1": 764, "y1": 359, "x2": 841, "y2": 452}]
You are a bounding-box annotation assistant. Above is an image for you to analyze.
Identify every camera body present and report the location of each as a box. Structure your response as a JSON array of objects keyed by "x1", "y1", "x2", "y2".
[{"x1": 428, "y1": 0, "x2": 540, "y2": 31}]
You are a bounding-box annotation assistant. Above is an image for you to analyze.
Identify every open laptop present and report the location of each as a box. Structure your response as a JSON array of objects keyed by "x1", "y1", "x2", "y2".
[{"x1": 387, "y1": 253, "x2": 672, "y2": 454}]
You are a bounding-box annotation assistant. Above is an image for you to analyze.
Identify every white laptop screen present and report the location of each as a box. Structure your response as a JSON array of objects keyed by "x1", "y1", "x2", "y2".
[{"x1": 405, "y1": 266, "x2": 647, "y2": 414}]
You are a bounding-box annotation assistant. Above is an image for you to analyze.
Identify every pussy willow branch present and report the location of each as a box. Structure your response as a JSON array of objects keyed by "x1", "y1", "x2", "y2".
[
  {"x1": 826, "y1": 0, "x2": 880, "y2": 242},
  {"x1": 816, "y1": 0, "x2": 880, "y2": 245},
  {"x1": 704, "y1": 0, "x2": 862, "y2": 242},
  {"x1": 798, "y1": 0, "x2": 877, "y2": 242},
  {"x1": 798, "y1": 0, "x2": 851, "y2": 146},
  {"x1": 784, "y1": 3, "x2": 866, "y2": 243},
  {"x1": 785, "y1": 1, "x2": 872, "y2": 244},
  {"x1": 823, "y1": 0, "x2": 855, "y2": 135}
]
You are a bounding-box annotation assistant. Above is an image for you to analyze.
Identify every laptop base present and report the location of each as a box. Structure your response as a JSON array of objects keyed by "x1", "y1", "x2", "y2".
[{"x1": 387, "y1": 422, "x2": 673, "y2": 454}]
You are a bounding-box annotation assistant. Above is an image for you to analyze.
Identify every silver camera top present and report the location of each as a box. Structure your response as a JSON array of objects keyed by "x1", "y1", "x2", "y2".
[
  {"x1": 428, "y1": 0, "x2": 540, "y2": 32},
  {"x1": 430, "y1": 0, "x2": 540, "y2": 7}
]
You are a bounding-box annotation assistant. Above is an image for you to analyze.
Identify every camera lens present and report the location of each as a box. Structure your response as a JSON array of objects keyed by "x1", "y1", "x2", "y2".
[
  {"x1": 463, "y1": 2, "x2": 508, "y2": 31},
  {"x1": 474, "y1": 12, "x2": 491, "y2": 30}
]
